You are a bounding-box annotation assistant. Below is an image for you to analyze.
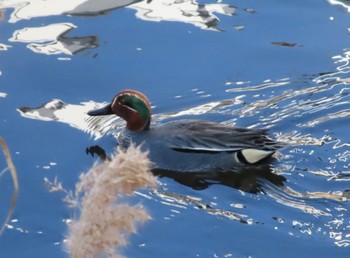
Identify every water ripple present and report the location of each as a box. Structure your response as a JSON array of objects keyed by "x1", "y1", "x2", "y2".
[{"x1": 15, "y1": 39, "x2": 350, "y2": 250}]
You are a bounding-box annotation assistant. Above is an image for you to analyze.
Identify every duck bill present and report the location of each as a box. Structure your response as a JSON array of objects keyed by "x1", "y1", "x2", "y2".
[{"x1": 87, "y1": 104, "x2": 113, "y2": 116}]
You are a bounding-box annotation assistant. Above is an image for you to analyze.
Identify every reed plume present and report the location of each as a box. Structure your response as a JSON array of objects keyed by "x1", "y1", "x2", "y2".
[{"x1": 65, "y1": 144, "x2": 157, "y2": 258}]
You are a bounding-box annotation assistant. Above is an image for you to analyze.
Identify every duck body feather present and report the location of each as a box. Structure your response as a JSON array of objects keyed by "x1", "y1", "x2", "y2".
[{"x1": 118, "y1": 119, "x2": 283, "y2": 172}]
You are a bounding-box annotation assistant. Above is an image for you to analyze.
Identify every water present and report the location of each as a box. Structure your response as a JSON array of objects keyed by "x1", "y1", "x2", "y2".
[{"x1": 1, "y1": 0, "x2": 350, "y2": 257}]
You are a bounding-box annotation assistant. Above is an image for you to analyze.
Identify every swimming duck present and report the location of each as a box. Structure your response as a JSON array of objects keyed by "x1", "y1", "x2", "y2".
[{"x1": 88, "y1": 89, "x2": 284, "y2": 172}]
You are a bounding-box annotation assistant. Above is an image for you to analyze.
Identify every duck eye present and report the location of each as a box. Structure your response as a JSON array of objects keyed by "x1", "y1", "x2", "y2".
[{"x1": 117, "y1": 96, "x2": 126, "y2": 105}]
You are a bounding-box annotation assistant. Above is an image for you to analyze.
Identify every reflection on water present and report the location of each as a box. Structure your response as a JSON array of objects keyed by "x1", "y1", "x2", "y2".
[
  {"x1": 226, "y1": 74, "x2": 348, "y2": 128},
  {"x1": 271, "y1": 41, "x2": 302, "y2": 47},
  {"x1": 328, "y1": 0, "x2": 350, "y2": 12},
  {"x1": 0, "y1": 0, "x2": 236, "y2": 57},
  {"x1": 129, "y1": 0, "x2": 235, "y2": 31},
  {"x1": 0, "y1": 43, "x2": 11, "y2": 51},
  {"x1": 9, "y1": 23, "x2": 98, "y2": 55},
  {"x1": 0, "y1": 0, "x2": 141, "y2": 22},
  {"x1": 153, "y1": 165, "x2": 285, "y2": 193},
  {"x1": 225, "y1": 79, "x2": 290, "y2": 92},
  {"x1": 18, "y1": 99, "x2": 122, "y2": 138},
  {"x1": 1, "y1": 0, "x2": 235, "y2": 30},
  {"x1": 139, "y1": 189, "x2": 252, "y2": 223}
]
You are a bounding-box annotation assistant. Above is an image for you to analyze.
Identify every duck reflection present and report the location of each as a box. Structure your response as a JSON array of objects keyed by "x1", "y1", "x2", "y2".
[
  {"x1": 86, "y1": 144, "x2": 286, "y2": 194},
  {"x1": 153, "y1": 165, "x2": 285, "y2": 193}
]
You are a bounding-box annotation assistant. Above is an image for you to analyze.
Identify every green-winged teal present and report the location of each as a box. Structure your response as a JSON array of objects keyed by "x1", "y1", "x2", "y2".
[{"x1": 88, "y1": 89, "x2": 285, "y2": 172}]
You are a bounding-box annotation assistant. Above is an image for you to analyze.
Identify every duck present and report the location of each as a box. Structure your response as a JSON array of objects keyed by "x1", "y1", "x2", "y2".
[{"x1": 87, "y1": 89, "x2": 285, "y2": 172}]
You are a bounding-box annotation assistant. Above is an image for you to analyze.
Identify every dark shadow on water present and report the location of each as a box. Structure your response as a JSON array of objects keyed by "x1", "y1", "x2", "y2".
[{"x1": 153, "y1": 165, "x2": 285, "y2": 194}]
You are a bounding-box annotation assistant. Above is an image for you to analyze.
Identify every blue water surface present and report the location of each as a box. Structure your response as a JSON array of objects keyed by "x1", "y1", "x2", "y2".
[{"x1": 1, "y1": 0, "x2": 350, "y2": 257}]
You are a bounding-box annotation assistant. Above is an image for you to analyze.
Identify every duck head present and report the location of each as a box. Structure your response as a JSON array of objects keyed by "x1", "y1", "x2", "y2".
[{"x1": 88, "y1": 89, "x2": 152, "y2": 132}]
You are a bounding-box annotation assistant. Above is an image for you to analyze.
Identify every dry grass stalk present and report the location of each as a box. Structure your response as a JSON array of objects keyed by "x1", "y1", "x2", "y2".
[
  {"x1": 0, "y1": 138, "x2": 19, "y2": 236},
  {"x1": 65, "y1": 144, "x2": 157, "y2": 258}
]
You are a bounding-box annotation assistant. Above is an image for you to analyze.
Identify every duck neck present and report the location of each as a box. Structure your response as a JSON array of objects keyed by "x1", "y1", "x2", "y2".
[
  {"x1": 118, "y1": 106, "x2": 150, "y2": 132},
  {"x1": 126, "y1": 114, "x2": 150, "y2": 132}
]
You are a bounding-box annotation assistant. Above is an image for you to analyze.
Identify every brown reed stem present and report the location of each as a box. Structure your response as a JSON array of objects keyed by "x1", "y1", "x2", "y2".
[{"x1": 0, "y1": 138, "x2": 19, "y2": 236}]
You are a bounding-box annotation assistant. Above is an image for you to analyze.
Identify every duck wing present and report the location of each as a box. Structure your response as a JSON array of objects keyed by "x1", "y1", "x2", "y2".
[{"x1": 161, "y1": 120, "x2": 284, "y2": 163}]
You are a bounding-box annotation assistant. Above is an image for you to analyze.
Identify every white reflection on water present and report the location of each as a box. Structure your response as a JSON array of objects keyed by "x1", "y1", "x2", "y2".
[
  {"x1": 0, "y1": 0, "x2": 237, "y2": 57},
  {"x1": 0, "y1": 0, "x2": 140, "y2": 23},
  {"x1": 0, "y1": 43, "x2": 12, "y2": 51},
  {"x1": 0, "y1": 0, "x2": 237, "y2": 75},
  {"x1": 129, "y1": 0, "x2": 235, "y2": 31},
  {"x1": 328, "y1": 0, "x2": 350, "y2": 12},
  {"x1": 226, "y1": 80, "x2": 290, "y2": 92},
  {"x1": 18, "y1": 99, "x2": 123, "y2": 138},
  {"x1": 9, "y1": 23, "x2": 98, "y2": 55},
  {"x1": 136, "y1": 189, "x2": 250, "y2": 222},
  {"x1": 1, "y1": 0, "x2": 235, "y2": 31},
  {"x1": 10, "y1": 23, "x2": 75, "y2": 43}
]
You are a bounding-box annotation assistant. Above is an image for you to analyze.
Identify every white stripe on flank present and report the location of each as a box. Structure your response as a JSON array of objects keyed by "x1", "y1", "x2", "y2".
[{"x1": 241, "y1": 149, "x2": 274, "y2": 164}]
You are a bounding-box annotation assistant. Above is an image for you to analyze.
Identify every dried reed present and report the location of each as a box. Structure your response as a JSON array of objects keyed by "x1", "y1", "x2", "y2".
[
  {"x1": 65, "y1": 144, "x2": 157, "y2": 258},
  {"x1": 0, "y1": 138, "x2": 19, "y2": 236}
]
